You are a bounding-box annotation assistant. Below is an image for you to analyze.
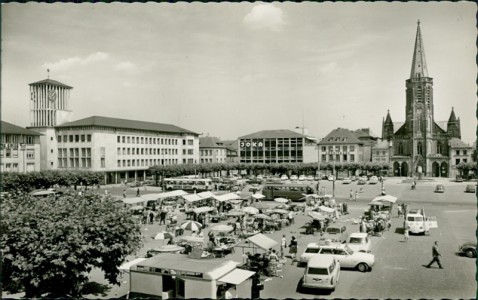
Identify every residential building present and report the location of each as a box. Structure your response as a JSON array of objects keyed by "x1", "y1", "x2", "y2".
[
  {"x1": 381, "y1": 21, "x2": 464, "y2": 178},
  {"x1": 238, "y1": 129, "x2": 317, "y2": 163},
  {"x1": 318, "y1": 128, "x2": 364, "y2": 165},
  {"x1": 0, "y1": 121, "x2": 41, "y2": 172},
  {"x1": 448, "y1": 138, "x2": 473, "y2": 178},
  {"x1": 199, "y1": 137, "x2": 227, "y2": 163},
  {"x1": 354, "y1": 128, "x2": 379, "y2": 162},
  {"x1": 372, "y1": 140, "x2": 392, "y2": 168},
  {"x1": 221, "y1": 140, "x2": 239, "y2": 163}
]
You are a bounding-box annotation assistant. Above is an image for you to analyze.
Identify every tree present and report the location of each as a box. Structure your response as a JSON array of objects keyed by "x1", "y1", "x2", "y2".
[{"x1": 1, "y1": 192, "x2": 142, "y2": 298}]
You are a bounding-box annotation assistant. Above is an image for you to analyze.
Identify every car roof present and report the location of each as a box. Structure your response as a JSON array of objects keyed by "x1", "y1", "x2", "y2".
[
  {"x1": 349, "y1": 232, "x2": 368, "y2": 238},
  {"x1": 308, "y1": 255, "x2": 335, "y2": 266}
]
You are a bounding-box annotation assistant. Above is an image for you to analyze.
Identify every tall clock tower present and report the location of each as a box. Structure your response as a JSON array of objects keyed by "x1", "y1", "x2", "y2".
[
  {"x1": 405, "y1": 20, "x2": 434, "y2": 175},
  {"x1": 28, "y1": 75, "x2": 73, "y2": 170}
]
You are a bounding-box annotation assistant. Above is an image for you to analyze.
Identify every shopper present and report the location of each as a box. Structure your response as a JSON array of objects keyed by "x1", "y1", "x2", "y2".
[{"x1": 425, "y1": 241, "x2": 443, "y2": 269}]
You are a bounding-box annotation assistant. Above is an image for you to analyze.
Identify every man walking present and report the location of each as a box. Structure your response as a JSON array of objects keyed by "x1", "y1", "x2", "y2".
[
  {"x1": 425, "y1": 241, "x2": 443, "y2": 269},
  {"x1": 349, "y1": 190, "x2": 354, "y2": 201},
  {"x1": 280, "y1": 235, "x2": 287, "y2": 259}
]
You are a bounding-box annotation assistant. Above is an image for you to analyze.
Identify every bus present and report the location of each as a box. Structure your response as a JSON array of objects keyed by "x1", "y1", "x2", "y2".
[
  {"x1": 163, "y1": 177, "x2": 213, "y2": 192},
  {"x1": 261, "y1": 183, "x2": 316, "y2": 201}
]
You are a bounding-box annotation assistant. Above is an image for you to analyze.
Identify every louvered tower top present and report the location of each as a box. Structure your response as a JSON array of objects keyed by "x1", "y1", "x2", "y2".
[{"x1": 410, "y1": 20, "x2": 429, "y2": 79}]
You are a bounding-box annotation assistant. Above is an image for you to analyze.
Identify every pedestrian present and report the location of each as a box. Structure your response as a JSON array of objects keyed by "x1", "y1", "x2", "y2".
[
  {"x1": 354, "y1": 191, "x2": 359, "y2": 201},
  {"x1": 104, "y1": 189, "x2": 108, "y2": 195},
  {"x1": 149, "y1": 211, "x2": 154, "y2": 224},
  {"x1": 404, "y1": 226, "x2": 409, "y2": 242},
  {"x1": 289, "y1": 236, "x2": 298, "y2": 264},
  {"x1": 425, "y1": 241, "x2": 443, "y2": 269},
  {"x1": 136, "y1": 187, "x2": 140, "y2": 197},
  {"x1": 280, "y1": 235, "x2": 287, "y2": 259},
  {"x1": 397, "y1": 205, "x2": 403, "y2": 218},
  {"x1": 123, "y1": 189, "x2": 127, "y2": 198},
  {"x1": 159, "y1": 209, "x2": 167, "y2": 225},
  {"x1": 288, "y1": 211, "x2": 295, "y2": 224},
  {"x1": 349, "y1": 190, "x2": 354, "y2": 201}
]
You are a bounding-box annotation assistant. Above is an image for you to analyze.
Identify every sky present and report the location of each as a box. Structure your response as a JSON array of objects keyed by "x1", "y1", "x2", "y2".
[{"x1": 2, "y1": 2, "x2": 476, "y2": 143}]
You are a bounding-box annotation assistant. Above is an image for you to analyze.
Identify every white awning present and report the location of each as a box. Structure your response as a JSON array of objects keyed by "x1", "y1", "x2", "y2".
[
  {"x1": 193, "y1": 206, "x2": 215, "y2": 214},
  {"x1": 118, "y1": 258, "x2": 147, "y2": 271},
  {"x1": 183, "y1": 194, "x2": 204, "y2": 202},
  {"x1": 247, "y1": 233, "x2": 278, "y2": 250},
  {"x1": 372, "y1": 195, "x2": 397, "y2": 203},
  {"x1": 123, "y1": 197, "x2": 147, "y2": 205},
  {"x1": 251, "y1": 194, "x2": 265, "y2": 199},
  {"x1": 318, "y1": 205, "x2": 335, "y2": 213},
  {"x1": 219, "y1": 269, "x2": 255, "y2": 285},
  {"x1": 197, "y1": 191, "x2": 215, "y2": 199},
  {"x1": 216, "y1": 193, "x2": 241, "y2": 202},
  {"x1": 141, "y1": 193, "x2": 163, "y2": 201},
  {"x1": 159, "y1": 190, "x2": 189, "y2": 199}
]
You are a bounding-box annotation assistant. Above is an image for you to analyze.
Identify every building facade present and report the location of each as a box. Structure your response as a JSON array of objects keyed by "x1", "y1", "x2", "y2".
[
  {"x1": 27, "y1": 78, "x2": 199, "y2": 184},
  {"x1": 221, "y1": 140, "x2": 239, "y2": 163},
  {"x1": 448, "y1": 138, "x2": 473, "y2": 178},
  {"x1": 199, "y1": 137, "x2": 227, "y2": 163},
  {"x1": 238, "y1": 130, "x2": 317, "y2": 164},
  {"x1": 0, "y1": 121, "x2": 41, "y2": 173},
  {"x1": 318, "y1": 128, "x2": 365, "y2": 165},
  {"x1": 381, "y1": 22, "x2": 462, "y2": 178},
  {"x1": 372, "y1": 140, "x2": 392, "y2": 165}
]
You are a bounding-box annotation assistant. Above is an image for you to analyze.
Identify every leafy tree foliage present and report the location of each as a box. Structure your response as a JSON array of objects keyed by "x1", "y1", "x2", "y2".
[
  {"x1": 2, "y1": 170, "x2": 104, "y2": 194},
  {"x1": 1, "y1": 192, "x2": 142, "y2": 298}
]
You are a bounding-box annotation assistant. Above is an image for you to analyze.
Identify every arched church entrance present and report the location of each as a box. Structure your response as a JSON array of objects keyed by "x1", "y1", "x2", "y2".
[
  {"x1": 440, "y1": 162, "x2": 448, "y2": 178},
  {"x1": 432, "y1": 162, "x2": 440, "y2": 177},
  {"x1": 401, "y1": 162, "x2": 409, "y2": 177}
]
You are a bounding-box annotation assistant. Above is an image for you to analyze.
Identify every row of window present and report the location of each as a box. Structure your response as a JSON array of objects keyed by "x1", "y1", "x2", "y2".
[
  {"x1": 373, "y1": 151, "x2": 388, "y2": 156},
  {"x1": 241, "y1": 159, "x2": 303, "y2": 163},
  {"x1": 1, "y1": 136, "x2": 35, "y2": 145},
  {"x1": 117, "y1": 158, "x2": 179, "y2": 168},
  {"x1": 321, "y1": 154, "x2": 356, "y2": 162},
  {"x1": 57, "y1": 134, "x2": 92, "y2": 143},
  {"x1": 200, "y1": 158, "x2": 226, "y2": 163},
  {"x1": 117, "y1": 147, "x2": 180, "y2": 156},
  {"x1": 200, "y1": 149, "x2": 226, "y2": 156},
  {"x1": 58, "y1": 158, "x2": 96, "y2": 168},
  {"x1": 58, "y1": 148, "x2": 92, "y2": 158},
  {"x1": 0, "y1": 149, "x2": 35, "y2": 159},
  {"x1": 1, "y1": 163, "x2": 36, "y2": 172},
  {"x1": 117, "y1": 135, "x2": 194, "y2": 146},
  {"x1": 321, "y1": 145, "x2": 356, "y2": 152},
  {"x1": 455, "y1": 158, "x2": 468, "y2": 165}
]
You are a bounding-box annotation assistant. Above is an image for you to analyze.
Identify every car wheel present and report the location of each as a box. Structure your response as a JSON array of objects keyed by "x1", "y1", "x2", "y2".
[
  {"x1": 357, "y1": 263, "x2": 368, "y2": 272},
  {"x1": 465, "y1": 249, "x2": 476, "y2": 258}
]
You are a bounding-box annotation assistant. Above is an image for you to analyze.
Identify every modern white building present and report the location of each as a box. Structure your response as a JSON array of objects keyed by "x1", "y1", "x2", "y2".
[
  {"x1": 27, "y1": 78, "x2": 199, "y2": 184},
  {"x1": 0, "y1": 121, "x2": 41, "y2": 173}
]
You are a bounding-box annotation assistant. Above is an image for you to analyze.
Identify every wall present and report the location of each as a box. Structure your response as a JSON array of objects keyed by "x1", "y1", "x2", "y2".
[{"x1": 130, "y1": 271, "x2": 163, "y2": 297}]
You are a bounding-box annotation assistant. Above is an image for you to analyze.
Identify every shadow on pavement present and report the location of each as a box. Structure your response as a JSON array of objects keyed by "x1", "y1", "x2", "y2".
[{"x1": 81, "y1": 281, "x2": 111, "y2": 297}]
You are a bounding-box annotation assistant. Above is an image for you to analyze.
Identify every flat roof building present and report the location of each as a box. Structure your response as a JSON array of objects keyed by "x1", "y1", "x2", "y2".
[{"x1": 1, "y1": 121, "x2": 41, "y2": 173}]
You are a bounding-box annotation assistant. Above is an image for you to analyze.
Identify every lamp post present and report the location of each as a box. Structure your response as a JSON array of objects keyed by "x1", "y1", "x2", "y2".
[{"x1": 20, "y1": 143, "x2": 26, "y2": 173}]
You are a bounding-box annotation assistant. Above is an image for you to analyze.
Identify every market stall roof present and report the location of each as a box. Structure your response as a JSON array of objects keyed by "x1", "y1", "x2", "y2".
[
  {"x1": 219, "y1": 269, "x2": 255, "y2": 285},
  {"x1": 161, "y1": 190, "x2": 189, "y2": 198},
  {"x1": 193, "y1": 206, "x2": 215, "y2": 214},
  {"x1": 372, "y1": 195, "x2": 397, "y2": 203},
  {"x1": 141, "y1": 193, "x2": 163, "y2": 201},
  {"x1": 123, "y1": 197, "x2": 147, "y2": 205},
  {"x1": 136, "y1": 253, "x2": 237, "y2": 280},
  {"x1": 308, "y1": 211, "x2": 326, "y2": 220},
  {"x1": 183, "y1": 194, "x2": 204, "y2": 202},
  {"x1": 304, "y1": 194, "x2": 320, "y2": 198},
  {"x1": 197, "y1": 191, "x2": 215, "y2": 199},
  {"x1": 318, "y1": 205, "x2": 335, "y2": 213},
  {"x1": 251, "y1": 194, "x2": 265, "y2": 199},
  {"x1": 216, "y1": 193, "x2": 241, "y2": 202},
  {"x1": 368, "y1": 200, "x2": 390, "y2": 206},
  {"x1": 118, "y1": 258, "x2": 147, "y2": 271},
  {"x1": 247, "y1": 233, "x2": 278, "y2": 250}
]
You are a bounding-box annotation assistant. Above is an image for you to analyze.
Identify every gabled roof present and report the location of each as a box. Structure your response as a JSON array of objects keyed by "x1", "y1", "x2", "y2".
[
  {"x1": 239, "y1": 129, "x2": 304, "y2": 139},
  {"x1": 373, "y1": 140, "x2": 390, "y2": 149},
  {"x1": 435, "y1": 121, "x2": 447, "y2": 132},
  {"x1": 318, "y1": 128, "x2": 362, "y2": 145},
  {"x1": 384, "y1": 110, "x2": 393, "y2": 124},
  {"x1": 55, "y1": 116, "x2": 198, "y2": 135},
  {"x1": 29, "y1": 78, "x2": 73, "y2": 89},
  {"x1": 199, "y1": 137, "x2": 225, "y2": 148},
  {"x1": 354, "y1": 128, "x2": 378, "y2": 139},
  {"x1": 222, "y1": 140, "x2": 239, "y2": 151},
  {"x1": 449, "y1": 138, "x2": 470, "y2": 148},
  {"x1": 1, "y1": 121, "x2": 41, "y2": 136}
]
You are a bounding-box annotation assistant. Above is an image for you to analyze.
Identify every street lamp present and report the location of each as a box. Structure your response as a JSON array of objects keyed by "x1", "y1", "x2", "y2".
[{"x1": 20, "y1": 143, "x2": 26, "y2": 173}]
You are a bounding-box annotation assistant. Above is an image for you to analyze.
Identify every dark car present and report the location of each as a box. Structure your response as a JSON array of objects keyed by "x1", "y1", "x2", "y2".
[
  {"x1": 434, "y1": 184, "x2": 445, "y2": 193},
  {"x1": 455, "y1": 175, "x2": 463, "y2": 182},
  {"x1": 458, "y1": 242, "x2": 477, "y2": 258},
  {"x1": 357, "y1": 178, "x2": 367, "y2": 185},
  {"x1": 465, "y1": 184, "x2": 476, "y2": 193}
]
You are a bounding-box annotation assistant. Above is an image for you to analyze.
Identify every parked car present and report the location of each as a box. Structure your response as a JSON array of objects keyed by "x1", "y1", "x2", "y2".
[
  {"x1": 456, "y1": 175, "x2": 463, "y2": 182},
  {"x1": 300, "y1": 243, "x2": 374, "y2": 272},
  {"x1": 465, "y1": 184, "x2": 476, "y2": 193},
  {"x1": 280, "y1": 175, "x2": 288, "y2": 181},
  {"x1": 290, "y1": 175, "x2": 299, "y2": 181},
  {"x1": 434, "y1": 184, "x2": 445, "y2": 193},
  {"x1": 357, "y1": 178, "x2": 367, "y2": 185},
  {"x1": 458, "y1": 241, "x2": 477, "y2": 258},
  {"x1": 321, "y1": 224, "x2": 348, "y2": 244},
  {"x1": 301, "y1": 255, "x2": 340, "y2": 291},
  {"x1": 328, "y1": 175, "x2": 335, "y2": 181},
  {"x1": 351, "y1": 176, "x2": 357, "y2": 181},
  {"x1": 369, "y1": 178, "x2": 378, "y2": 184},
  {"x1": 306, "y1": 175, "x2": 315, "y2": 181},
  {"x1": 298, "y1": 175, "x2": 306, "y2": 181},
  {"x1": 346, "y1": 233, "x2": 372, "y2": 253},
  {"x1": 342, "y1": 178, "x2": 351, "y2": 184}
]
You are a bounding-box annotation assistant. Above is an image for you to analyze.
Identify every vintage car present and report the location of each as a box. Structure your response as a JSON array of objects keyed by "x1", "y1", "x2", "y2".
[
  {"x1": 342, "y1": 178, "x2": 351, "y2": 184},
  {"x1": 321, "y1": 224, "x2": 348, "y2": 244},
  {"x1": 302, "y1": 255, "x2": 340, "y2": 291},
  {"x1": 458, "y1": 241, "x2": 476, "y2": 258},
  {"x1": 465, "y1": 184, "x2": 476, "y2": 193},
  {"x1": 434, "y1": 184, "x2": 445, "y2": 193},
  {"x1": 347, "y1": 232, "x2": 372, "y2": 253}
]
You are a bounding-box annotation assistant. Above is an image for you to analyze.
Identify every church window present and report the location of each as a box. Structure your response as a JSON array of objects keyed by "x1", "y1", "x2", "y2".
[
  {"x1": 417, "y1": 142, "x2": 423, "y2": 155},
  {"x1": 437, "y1": 143, "x2": 442, "y2": 154},
  {"x1": 398, "y1": 143, "x2": 404, "y2": 155}
]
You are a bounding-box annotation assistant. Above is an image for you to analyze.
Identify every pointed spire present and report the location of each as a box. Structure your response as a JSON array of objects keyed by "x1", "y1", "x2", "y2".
[
  {"x1": 385, "y1": 110, "x2": 393, "y2": 124},
  {"x1": 410, "y1": 20, "x2": 429, "y2": 79},
  {"x1": 448, "y1": 107, "x2": 457, "y2": 123}
]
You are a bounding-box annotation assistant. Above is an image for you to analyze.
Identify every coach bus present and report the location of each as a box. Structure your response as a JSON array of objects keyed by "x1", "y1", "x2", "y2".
[
  {"x1": 261, "y1": 182, "x2": 316, "y2": 202},
  {"x1": 163, "y1": 177, "x2": 213, "y2": 192}
]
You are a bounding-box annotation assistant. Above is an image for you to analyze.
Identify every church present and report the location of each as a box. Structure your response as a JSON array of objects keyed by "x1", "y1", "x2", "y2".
[{"x1": 381, "y1": 21, "x2": 462, "y2": 178}]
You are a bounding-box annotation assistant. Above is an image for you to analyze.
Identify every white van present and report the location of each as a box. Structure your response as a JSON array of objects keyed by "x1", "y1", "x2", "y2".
[
  {"x1": 405, "y1": 208, "x2": 438, "y2": 235},
  {"x1": 302, "y1": 255, "x2": 340, "y2": 290}
]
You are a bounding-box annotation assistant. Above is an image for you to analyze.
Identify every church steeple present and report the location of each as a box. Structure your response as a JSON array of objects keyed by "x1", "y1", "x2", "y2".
[
  {"x1": 382, "y1": 110, "x2": 394, "y2": 141},
  {"x1": 447, "y1": 107, "x2": 457, "y2": 123},
  {"x1": 410, "y1": 20, "x2": 429, "y2": 79}
]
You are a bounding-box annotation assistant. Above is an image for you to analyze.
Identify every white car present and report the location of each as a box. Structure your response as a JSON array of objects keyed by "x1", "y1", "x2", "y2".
[
  {"x1": 298, "y1": 175, "x2": 306, "y2": 181},
  {"x1": 300, "y1": 243, "x2": 374, "y2": 272},
  {"x1": 342, "y1": 178, "x2": 351, "y2": 184},
  {"x1": 347, "y1": 233, "x2": 372, "y2": 253},
  {"x1": 302, "y1": 255, "x2": 340, "y2": 291},
  {"x1": 290, "y1": 175, "x2": 298, "y2": 181},
  {"x1": 306, "y1": 175, "x2": 315, "y2": 181},
  {"x1": 280, "y1": 175, "x2": 288, "y2": 181},
  {"x1": 328, "y1": 175, "x2": 335, "y2": 181}
]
